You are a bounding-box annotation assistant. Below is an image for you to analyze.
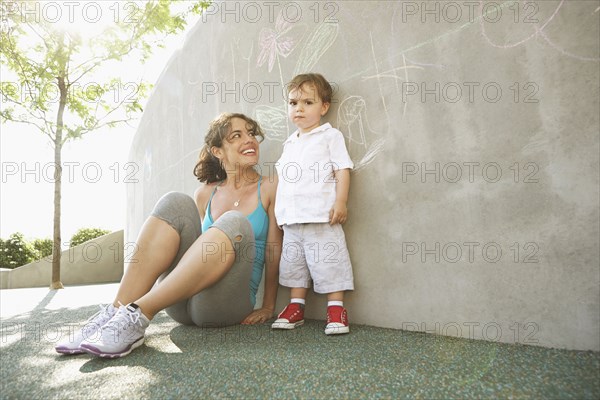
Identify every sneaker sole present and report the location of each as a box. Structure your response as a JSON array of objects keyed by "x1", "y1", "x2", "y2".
[
  {"x1": 325, "y1": 326, "x2": 350, "y2": 335},
  {"x1": 271, "y1": 320, "x2": 304, "y2": 330},
  {"x1": 80, "y1": 337, "x2": 145, "y2": 358},
  {"x1": 55, "y1": 346, "x2": 85, "y2": 355}
]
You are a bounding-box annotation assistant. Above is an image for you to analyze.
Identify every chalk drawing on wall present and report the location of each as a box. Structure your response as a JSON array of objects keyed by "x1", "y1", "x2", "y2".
[
  {"x1": 363, "y1": 56, "x2": 425, "y2": 118},
  {"x1": 255, "y1": 17, "x2": 340, "y2": 142},
  {"x1": 480, "y1": 0, "x2": 600, "y2": 62},
  {"x1": 240, "y1": 40, "x2": 254, "y2": 83},
  {"x1": 254, "y1": 10, "x2": 306, "y2": 142},
  {"x1": 256, "y1": 11, "x2": 305, "y2": 77},
  {"x1": 363, "y1": 0, "x2": 600, "y2": 89},
  {"x1": 337, "y1": 95, "x2": 385, "y2": 172},
  {"x1": 254, "y1": 105, "x2": 289, "y2": 142},
  {"x1": 353, "y1": 43, "x2": 427, "y2": 172},
  {"x1": 293, "y1": 20, "x2": 339, "y2": 75}
]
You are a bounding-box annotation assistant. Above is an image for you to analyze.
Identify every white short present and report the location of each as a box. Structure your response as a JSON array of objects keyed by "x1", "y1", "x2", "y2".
[{"x1": 279, "y1": 223, "x2": 354, "y2": 294}]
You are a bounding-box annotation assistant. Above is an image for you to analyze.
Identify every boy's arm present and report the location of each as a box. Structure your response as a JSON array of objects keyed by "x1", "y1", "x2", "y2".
[{"x1": 329, "y1": 168, "x2": 351, "y2": 225}]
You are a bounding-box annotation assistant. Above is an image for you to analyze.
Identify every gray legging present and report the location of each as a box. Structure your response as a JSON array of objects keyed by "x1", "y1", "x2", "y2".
[{"x1": 149, "y1": 192, "x2": 256, "y2": 327}]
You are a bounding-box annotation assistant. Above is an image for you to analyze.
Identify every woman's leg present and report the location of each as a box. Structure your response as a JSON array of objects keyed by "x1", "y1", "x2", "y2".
[
  {"x1": 135, "y1": 227, "x2": 236, "y2": 319},
  {"x1": 78, "y1": 211, "x2": 255, "y2": 358},
  {"x1": 136, "y1": 211, "x2": 255, "y2": 323},
  {"x1": 112, "y1": 216, "x2": 181, "y2": 306},
  {"x1": 186, "y1": 211, "x2": 255, "y2": 326},
  {"x1": 56, "y1": 192, "x2": 200, "y2": 355},
  {"x1": 113, "y1": 191, "x2": 202, "y2": 308}
]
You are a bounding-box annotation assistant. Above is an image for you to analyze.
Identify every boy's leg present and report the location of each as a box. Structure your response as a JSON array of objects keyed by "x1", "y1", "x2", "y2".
[
  {"x1": 272, "y1": 289, "x2": 307, "y2": 329},
  {"x1": 306, "y1": 224, "x2": 354, "y2": 295},
  {"x1": 325, "y1": 291, "x2": 350, "y2": 335},
  {"x1": 272, "y1": 225, "x2": 311, "y2": 330},
  {"x1": 303, "y1": 223, "x2": 353, "y2": 335},
  {"x1": 291, "y1": 287, "x2": 309, "y2": 301},
  {"x1": 326, "y1": 291, "x2": 344, "y2": 302}
]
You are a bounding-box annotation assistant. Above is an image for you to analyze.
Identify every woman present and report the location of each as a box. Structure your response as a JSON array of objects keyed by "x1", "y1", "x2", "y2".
[{"x1": 55, "y1": 113, "x2": 282, "y2": 358}]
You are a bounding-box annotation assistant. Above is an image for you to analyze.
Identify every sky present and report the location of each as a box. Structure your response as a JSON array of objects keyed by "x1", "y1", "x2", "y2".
[{"x1": 0, "y1": 1, "x2": 200, "y2": 244}]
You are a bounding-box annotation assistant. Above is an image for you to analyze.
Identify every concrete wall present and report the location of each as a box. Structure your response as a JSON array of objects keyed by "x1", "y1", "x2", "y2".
[
  {"x1": 127, "y1": 1, "x2": 599, "y2": 350},
  {"x1": 0, "y1": 231, "x2": 124, "y2": 289}
]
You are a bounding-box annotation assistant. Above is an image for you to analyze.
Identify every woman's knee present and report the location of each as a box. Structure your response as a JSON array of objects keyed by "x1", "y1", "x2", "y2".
[
  {"x1": 151, "y1": 192, "x2": 200, "y2": 236},
  {"x1": 154, "y1": 192, "x2": 195, "y2": 213},
  {"x1": 212, "y1": 210, "x2": 252, "y2": 248},
  {"x1": 214, "y1": 211, "x2": 253, "y2": 241},
  {"x1": 210, "y1": 211, "x2": 256, "y2": 268}
]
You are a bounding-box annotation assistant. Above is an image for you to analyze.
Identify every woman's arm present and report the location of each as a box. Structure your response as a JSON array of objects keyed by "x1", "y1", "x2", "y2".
[
  {"x1": 241, "y1": 175, "x2": 282, "y2": 324},
  {"x1": 261, "y1": 175, "x2": 283, "y2": 313},
  {"x1": 194, "y1": 182, "x2": 212, "y2": 221}
]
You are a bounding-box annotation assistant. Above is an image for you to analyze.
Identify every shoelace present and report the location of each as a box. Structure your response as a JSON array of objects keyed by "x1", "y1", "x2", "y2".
[
  {"x1": 115, "y1": 305, "x2": 142, "y2": 328},
  {"x1": 81, "y1": 305, "x2": 113, "y2": 335},
  {"x1": 127, "y1": 308, "x2": 141, "y2": 325},
  {"x1": 280, "y1": 304, "x2": 301, "y2": 319},
  {"x1": 100, "y1": 304, "x2": 143, "y2": 334},
  {"x1": 86, "y1": 304, "x2": 110, "y2": 323},
  {"x1": 327, "y1": 308, "x2": 345, "y2": 324}
]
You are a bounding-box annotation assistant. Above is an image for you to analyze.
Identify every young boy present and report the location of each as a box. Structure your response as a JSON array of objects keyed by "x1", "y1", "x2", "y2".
[{"x1": 272, "y1": 73, "x2": 354, "y2": 335}]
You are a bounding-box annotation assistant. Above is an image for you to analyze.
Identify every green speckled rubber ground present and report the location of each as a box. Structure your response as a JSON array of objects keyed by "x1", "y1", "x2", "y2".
[{"x1": 1, "y1": 285, "x2": 598, "y2": 399}]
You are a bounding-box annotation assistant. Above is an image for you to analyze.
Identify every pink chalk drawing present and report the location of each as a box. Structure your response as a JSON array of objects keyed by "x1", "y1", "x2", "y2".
[
  {"x1": 254, "y1": 12, "x2": 306, "y2": 141},
  {"x1": 256, "y1": 11, "x2": 304, "y2": 74}
]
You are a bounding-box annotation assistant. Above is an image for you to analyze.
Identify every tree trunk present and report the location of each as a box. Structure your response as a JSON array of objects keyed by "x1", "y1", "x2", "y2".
[{"x1": 50, "y1": 74, "x2": 67, "y2": 290}]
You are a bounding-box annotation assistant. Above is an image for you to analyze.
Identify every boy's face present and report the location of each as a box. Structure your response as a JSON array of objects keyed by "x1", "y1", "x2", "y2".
[{"x1": 287, "y1": 84, "x2": 330, "y2": 134}]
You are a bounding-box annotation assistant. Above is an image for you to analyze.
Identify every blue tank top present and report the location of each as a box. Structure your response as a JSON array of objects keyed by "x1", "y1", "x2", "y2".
[{"x1": 201, "y1": 177, "x2": 268, "y2": 306}]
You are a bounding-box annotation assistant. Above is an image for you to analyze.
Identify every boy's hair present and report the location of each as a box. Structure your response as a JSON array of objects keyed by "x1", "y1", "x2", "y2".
[{"x1": 287, "y1": 73, "x2": 333, "y2": 104}]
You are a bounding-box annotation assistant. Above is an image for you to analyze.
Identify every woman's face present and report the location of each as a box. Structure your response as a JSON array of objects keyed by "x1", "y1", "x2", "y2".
[{"x1": 213, "y1": 117, "x2": 260, "y2": 170}]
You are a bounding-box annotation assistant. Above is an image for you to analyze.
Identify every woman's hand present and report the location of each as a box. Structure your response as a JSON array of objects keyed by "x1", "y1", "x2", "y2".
[{"x1": 241, "y1": 307, "x2": 274, "y2": 325}]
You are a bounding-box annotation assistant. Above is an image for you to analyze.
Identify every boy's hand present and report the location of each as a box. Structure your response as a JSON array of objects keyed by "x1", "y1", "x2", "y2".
[{"x1": 329, "y1": 200, "x2": 348, "y2": 225}]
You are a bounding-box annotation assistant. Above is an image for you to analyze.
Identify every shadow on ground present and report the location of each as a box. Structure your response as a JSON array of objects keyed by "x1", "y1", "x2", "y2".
[{"x1": 1, "y1": 289, "x2": 599, "y2": 399}]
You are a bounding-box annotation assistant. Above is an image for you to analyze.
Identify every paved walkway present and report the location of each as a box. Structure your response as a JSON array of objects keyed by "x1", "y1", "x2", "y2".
[{"x1": 1, "y1": 284, "x2": 599, "y2": 399}]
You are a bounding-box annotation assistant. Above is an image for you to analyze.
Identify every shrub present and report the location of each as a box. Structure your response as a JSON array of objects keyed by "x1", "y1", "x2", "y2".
[
  {"x1": 0, "y1": 233, "x2": 38, "y2": 269},
  {"x1": 32, "y1": 238, "x2": 54, "y2": 260},
  {"x1": 0, "y1": 229, "x2": 112, "y2": 269},
  {"x1": 69, "y1": 228, "x2": 111, "y2": 248}
]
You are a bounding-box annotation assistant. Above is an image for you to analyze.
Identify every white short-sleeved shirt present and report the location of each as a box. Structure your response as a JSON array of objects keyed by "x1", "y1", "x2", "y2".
[{"x1": 275, "y1": 123, "x2": 354, "y2": 225}]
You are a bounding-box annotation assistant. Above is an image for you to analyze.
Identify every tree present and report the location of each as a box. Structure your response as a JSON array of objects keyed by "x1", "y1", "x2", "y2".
[
  {"x1": 0, "y1": 0, "x2": 208, "y2": 289},
  {"x1": 70, "y1": 227, "x2": 111, "y2": 248}
]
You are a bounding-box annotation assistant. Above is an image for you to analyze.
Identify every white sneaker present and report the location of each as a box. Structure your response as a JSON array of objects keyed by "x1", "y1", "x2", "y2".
[
  {"x1": 55, "y1": 304, "x2": 117, "y2": 354},
  {"x1": 80, "y1": 303, "x2": 150, "y2": 358}
]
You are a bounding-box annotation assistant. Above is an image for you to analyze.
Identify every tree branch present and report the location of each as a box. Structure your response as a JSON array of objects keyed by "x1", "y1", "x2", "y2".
[{"x1": 1, "y1": 114, "x2": 50, "y2": 137}]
